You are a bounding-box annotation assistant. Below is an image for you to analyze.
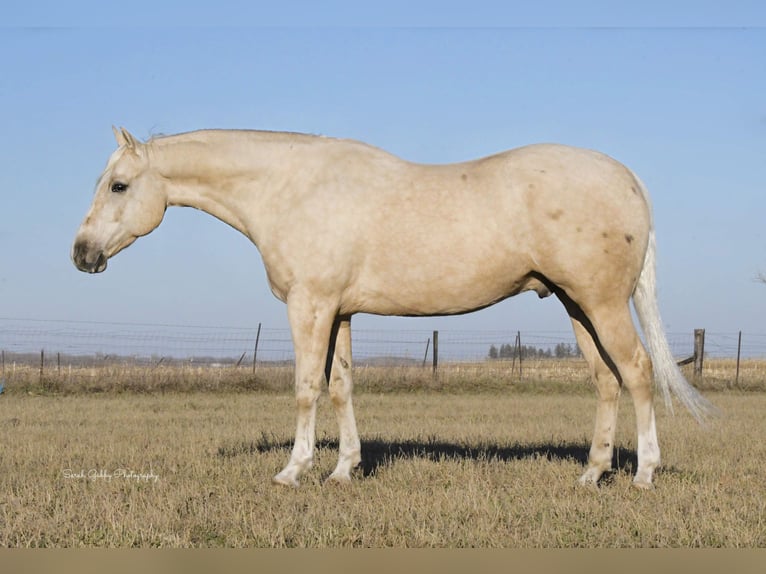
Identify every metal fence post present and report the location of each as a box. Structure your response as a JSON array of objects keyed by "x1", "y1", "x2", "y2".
[{"x1": 252, "y1": 323, "x2": 262, "y2": 374}]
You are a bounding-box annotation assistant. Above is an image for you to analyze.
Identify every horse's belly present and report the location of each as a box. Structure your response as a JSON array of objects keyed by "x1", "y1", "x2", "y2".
[{"x1": 347, "y1": 257, "x2": 533, "y2": 317}]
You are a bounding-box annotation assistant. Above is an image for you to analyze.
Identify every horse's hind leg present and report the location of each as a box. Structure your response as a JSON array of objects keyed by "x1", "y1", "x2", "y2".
[
  {"x1": 580, "y1": 301, "x2": 660, "y2": 488},
  {"x1": 568, "y1": 317, "x2": 621, "y2": 486},
  {"x1": 326, "y1": 316, "x2": 361, "y2": 483}
]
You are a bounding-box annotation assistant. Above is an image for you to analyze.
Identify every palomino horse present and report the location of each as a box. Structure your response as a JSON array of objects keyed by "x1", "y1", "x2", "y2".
[{"x1": 73, "y1": 128, "x2": 713, "y2": 488}]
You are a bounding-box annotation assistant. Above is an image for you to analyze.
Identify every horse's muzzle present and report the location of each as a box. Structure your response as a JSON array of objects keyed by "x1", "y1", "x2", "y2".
[{"x1": 72, "y1": 240, "x2": 108, "y2": 273}]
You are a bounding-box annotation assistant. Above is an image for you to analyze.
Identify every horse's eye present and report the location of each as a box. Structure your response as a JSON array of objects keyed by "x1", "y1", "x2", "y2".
[{"x1": 111, "y1": 182, "x2": 128, "y2": 193}]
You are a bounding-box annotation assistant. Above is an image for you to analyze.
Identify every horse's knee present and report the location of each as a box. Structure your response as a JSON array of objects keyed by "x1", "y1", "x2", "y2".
[
  {"x1": 329, "y1": 374, "x2": 352, "y2": 408},
  {"x1": 329, "y1": 388, "x2": 347, "y2": 408},
  {"x1": 328, "y1": 355, "x2": 352, "y2": 405},
  {"x1": 592, "y1": 368, "x2": 620, "y2": 399},
  {"x1": 295, "y1": 382, "x2": 322, "y2": 409},
  {"x1": 623, "y1": 347, "x2": 653, "y2": 394}
]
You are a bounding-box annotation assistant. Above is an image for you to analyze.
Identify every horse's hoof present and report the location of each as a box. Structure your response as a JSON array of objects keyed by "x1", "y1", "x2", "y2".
[
  {"x1": 578, "y1": 468, "x2": 603, "y2": 488},
  {"x1": 272, "y1": 473, "x2": 300, "y2": 488},
  {"x1": 324, "y1": 473, "x2": 352, "y2": 486}
]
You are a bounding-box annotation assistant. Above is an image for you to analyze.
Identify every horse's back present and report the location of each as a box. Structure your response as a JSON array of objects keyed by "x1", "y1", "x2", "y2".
[{"x1": 333, "y1": 142, "x2": 651, "y2": 316}]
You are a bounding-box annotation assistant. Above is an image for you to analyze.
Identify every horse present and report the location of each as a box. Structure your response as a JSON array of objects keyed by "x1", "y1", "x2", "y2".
[{"x1": 72, "y1": 127, "x2": 713, "y2": 488}]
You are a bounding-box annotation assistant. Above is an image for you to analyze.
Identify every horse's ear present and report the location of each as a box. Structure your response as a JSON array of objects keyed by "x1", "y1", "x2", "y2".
[
  {"x1": 113, "y1": 125, "x2": 127, "y2": 147},
  {"x1": 112, "y1": 126, "x2": 139, "y2": 150}
]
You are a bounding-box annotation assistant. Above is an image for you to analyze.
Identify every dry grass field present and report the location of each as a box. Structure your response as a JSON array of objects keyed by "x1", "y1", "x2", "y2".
[
  {"x1": 0, "y1": 360, "x2": 764, "y2": 547},
  {"x1": 5, "y1": 355, "x2": 766, "y2": 394}
]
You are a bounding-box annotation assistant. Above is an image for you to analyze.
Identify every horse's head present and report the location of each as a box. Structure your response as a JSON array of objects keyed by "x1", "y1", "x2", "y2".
[{"x1": 72, "y1": 127, "x2": 168, "y2": 273}]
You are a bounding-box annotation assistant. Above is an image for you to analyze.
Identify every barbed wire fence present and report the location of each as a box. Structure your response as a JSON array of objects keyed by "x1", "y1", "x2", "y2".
[{"x1": 1, "y1": 318, "x2": 765, "y2": 371}]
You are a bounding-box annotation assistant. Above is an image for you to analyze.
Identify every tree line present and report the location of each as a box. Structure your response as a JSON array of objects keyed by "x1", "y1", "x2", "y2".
[{"x1": 488, "y1": 342, "x2": 581, "y2": 360}]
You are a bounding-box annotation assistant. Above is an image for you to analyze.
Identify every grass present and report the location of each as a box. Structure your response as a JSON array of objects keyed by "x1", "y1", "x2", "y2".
[
  {"x1": 3, "y1": 356, "x2": 764, "y2": 395},
  {"x1": 1, "y1": 382, "x2": 764, "y2": 547}
]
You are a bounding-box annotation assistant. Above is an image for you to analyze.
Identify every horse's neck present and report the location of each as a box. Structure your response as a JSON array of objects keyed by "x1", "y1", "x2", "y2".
[{"x1": 152, "y1": 132, "x2": 304, "y2": 240}]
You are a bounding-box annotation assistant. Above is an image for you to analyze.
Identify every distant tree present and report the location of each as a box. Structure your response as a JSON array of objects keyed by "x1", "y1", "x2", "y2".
[
  {"x1": 553, "y1": 342, "x2": 583, "y2": 358},
  {"x1": 489, "y1": 342, "x2": 570, "y2": 360},
  {"x1": 520, "y1": 344, "x2": 548, "y2": 359},
  {"x1": 554, "y1": 342, "x2": 569, "y2": 358}
]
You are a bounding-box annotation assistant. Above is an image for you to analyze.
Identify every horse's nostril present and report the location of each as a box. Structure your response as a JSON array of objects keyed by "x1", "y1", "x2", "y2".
[
  {"x1": 72, "y1": 241, "x2": 87, "y2": 266},
  {"x1": 72, "y1": 240, "x2": 107, "y2": 273},
  {"x1": 95, "y1": 252, "x2": 107, "y2": 273}
]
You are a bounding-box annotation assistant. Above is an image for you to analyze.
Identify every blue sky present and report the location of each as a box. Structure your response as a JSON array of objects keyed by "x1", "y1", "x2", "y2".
[{"x1": 1, "y1": 2, "x2": 765, "y2": 340}]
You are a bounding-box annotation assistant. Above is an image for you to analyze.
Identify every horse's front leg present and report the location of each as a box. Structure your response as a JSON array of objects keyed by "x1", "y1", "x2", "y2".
[
  {"x1": 326, "y1": 316, "x2": 361, "y2": 483},
  {"x1": 272, "y1": 290, "x2": 337, "y2": 487}
]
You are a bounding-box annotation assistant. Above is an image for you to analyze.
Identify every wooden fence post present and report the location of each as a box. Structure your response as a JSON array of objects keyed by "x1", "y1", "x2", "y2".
[
  {"x1": 432, "y1": 330, "x2": 438, "y2": 378},
  {"x1": 422, "y1": 337, "x2": 431, "y2": 368},
  {"x1": 693, "y1": 328, "x2": 705, "y2": 377}
]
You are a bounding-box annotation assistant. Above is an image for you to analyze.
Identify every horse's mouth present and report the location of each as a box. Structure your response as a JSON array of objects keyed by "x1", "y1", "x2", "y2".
[{"x1": 72, "y1": 241, "x2": 108, "y2": 274}]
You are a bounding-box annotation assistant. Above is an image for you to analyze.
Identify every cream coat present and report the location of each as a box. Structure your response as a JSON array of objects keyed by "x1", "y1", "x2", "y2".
[{"x1": 73, "y1": 128, "x2": 713, "y2": 488}]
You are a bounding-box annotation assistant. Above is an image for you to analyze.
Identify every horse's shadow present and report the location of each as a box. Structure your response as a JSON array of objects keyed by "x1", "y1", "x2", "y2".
[{"x1": 218, "y1": 434, "x2": 640, "y2": 482}]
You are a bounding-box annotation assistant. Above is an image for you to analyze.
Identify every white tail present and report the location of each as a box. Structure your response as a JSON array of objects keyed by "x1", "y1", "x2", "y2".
[{"x1": 631, "y1": 177, "x2": 716, "y2": 424}]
